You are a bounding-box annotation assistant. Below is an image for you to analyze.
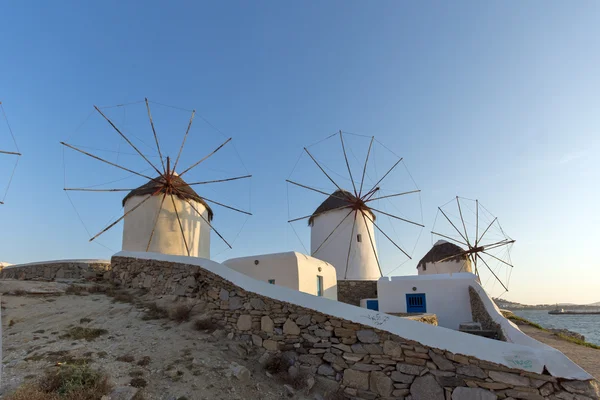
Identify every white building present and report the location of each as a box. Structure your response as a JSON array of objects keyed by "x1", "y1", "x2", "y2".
[
  {"x1": 310, "y1": 190, "x2": 379, "y2": 280},
  {"x1": 121, "y1": 175, "x2": 213, "y2": 258},
  {"x1": 223, "y1": 251, "x2": 337, "y2": 300},
  {"x1": 417, "y1": 240, "x2": 472, "y2": 275},
  {"x1": 378, "y1": 273, "x2": 477, "y2": 330}
]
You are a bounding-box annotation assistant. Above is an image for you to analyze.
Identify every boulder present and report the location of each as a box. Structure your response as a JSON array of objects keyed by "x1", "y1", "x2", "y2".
[
  {"x1": 230, "y1": 362, "x2": 251, "y2": 382},
  {"x1": 283, "y1": 319, "x2": 301, "y2": 335},
  {"x1": 237, "y1": 315, "x2": 252, "y2": 331},
  {"x1": 261, "y1": 316, "x2": 274, "y2": 333},
  {"x1": 370, "y1": 371, "x2": 393, "y2": 397}
]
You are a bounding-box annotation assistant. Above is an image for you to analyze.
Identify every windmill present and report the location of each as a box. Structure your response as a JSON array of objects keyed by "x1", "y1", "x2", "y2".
[
  {"x1": 286, "y1": 131, "x2": 424, "y2": 281},
  {"x1": 431, "y1": 196, "x2": 515, "y2": 295},
  {"x1": 0, "y1": 102, "x2": 21, "y2": 205},
  {"x1": 61, "y1": 99, "x2": 251, "y2": 258}
]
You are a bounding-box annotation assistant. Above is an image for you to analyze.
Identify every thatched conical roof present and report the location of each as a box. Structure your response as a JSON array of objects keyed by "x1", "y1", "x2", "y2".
[
  {"x1": 308, "y1": 189, "x2": 374, "y2": 226},
  {"x1": 122, "y1": 175, "x2": 214, "y2": 221},
  {"x1": 418, "y1": 240, "x2": 467, "y2": 269}
]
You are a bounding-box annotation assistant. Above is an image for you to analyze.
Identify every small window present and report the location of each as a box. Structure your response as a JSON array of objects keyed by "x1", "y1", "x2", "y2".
[
  {"x1": 268, "y1": 279, "x2": 275, "y2": 284},
  {"x1": 357, "y1": 234, "x2": 362, "y2": 242},
  {"x1": 317, "y1": 275, "x2": 323, "y2": 297}
]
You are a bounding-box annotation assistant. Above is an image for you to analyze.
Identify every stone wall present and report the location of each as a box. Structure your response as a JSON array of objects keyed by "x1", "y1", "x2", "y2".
[
  {"x1": 337, "y1": 280, "x2": 377, "y2": 306},
  {"x1": 0, "y1": 261, "x2": 111, "y2": 281},
  {"x1": 469, "y1": 286, "x2": 507, "y2": 341},
  {"x1": 109, "y1": 255, "x2": 600, "y2": 400}
]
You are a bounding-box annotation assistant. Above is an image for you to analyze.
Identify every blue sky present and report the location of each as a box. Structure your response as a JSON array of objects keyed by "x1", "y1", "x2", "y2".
[{"x1": 0, "y1": 1, "x2": 598, "y2": 304}]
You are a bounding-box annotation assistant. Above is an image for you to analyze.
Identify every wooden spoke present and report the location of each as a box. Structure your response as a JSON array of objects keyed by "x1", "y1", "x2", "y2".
[
  {"x1": 145, "y1": 98, "x2": 166, "y2": 173},
  {"x1": 481, "y1": 239, "x2": 515, "y2": 251},
  {"x1": 363, "y1": 187, "x2": 380, "y2": 201},
  {"x1": 147, "y1": 192, "x2": 168, "y2": 251},
  {"x1": 94, "y1": 106, "x2": 163, "y2": 177},
  {"x1": 182, "y1": 196, "x2": 232, "y2": 249},
  {"x1": 172, "y1": 109, "x2": 196, "y2": 172},
  {"x1": 344, "y1": 211, "x2": 358, "y2": 279},
  {"x1": 304, "y1": 148, "x2": 354, "y2": 201},
  {"x1": 475, "y1": 199, "x2": 479, "y2": 247},
  {"x1": 430, "y1": 231, "x2": 468, "y2": 247},
  {"x1": 89, "y1": 194, "x2": 153, "y2": 242},
  {"x1": 477, "y1": 217, "x2": 497, "y2": 245},
  {"x1": 0, "y1": 150, "x2": 21, "y2": 156},
  {"x1": 438, "y1": 207, "x2": 470, "y2": 246},
  {"x1": 339, "y1": 131, "x2": 358, "y2": 197},
  {"x1": 179, "y1": 137, "x2": 232, "y2": 177},
  {"x1": 64, "y1": 188, "x2": 135, "y2": 192},
  {"x1": 435, "y1": 250, "x2": 470, "y2": 264},
  {"x1": 358, "y1": 136, "x2": 374, "y2": 197},
  {"x1": 362, "y1": 210, "x2": 411, "y2": 259},
  {"x1": 286, "y1": 180, "x2": 351, "y2": 202},
  {"x1": 365, "y1": 189, "x2": 421, "y2": 203},
  {"x1": 202, "y1": 197, "x2": 252, "y2": 216},
  {"x1": 182, "y1": 175, "x2": 252, "y2": 186},
  {"x1": 171, "y1": 193, "x2": 190, "y2": 256},
  {"x1": 288, "y1": 204, "x2": 352, "y2": 223},
  {"x1": 368, "y1": 207, "x2": 425, "y2": 227},
  {"x1": 362, "y1": 157, "x2": 403, "y2": 201},
  {"x1": 481, "y1": 251, "x2": 514, "y2": 268},
  {"x1": 359, "y1": 210, "x2": 383, "y2": 277},
  {"x1": 61, "y1": 142, "x2": 157, "y2": 182},
  {"x1": 456, "y1": 197, "x2": 471, "y2": 247},
  {"x1": 476, "y1": 253, "x2": 509, "y2": 292},
  {"x1": 312, "y1": 208, "x2": 354, "y2": 256}
]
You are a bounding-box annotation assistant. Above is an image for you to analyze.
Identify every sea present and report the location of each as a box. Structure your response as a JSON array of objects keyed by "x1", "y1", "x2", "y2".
[{"x1": 513, "y1": 310, "x2": 600, "y2": 346}]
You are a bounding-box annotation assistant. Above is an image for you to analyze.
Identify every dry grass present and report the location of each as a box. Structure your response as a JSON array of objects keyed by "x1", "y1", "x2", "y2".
[
  {"x1": 137, "y1": 356, "x2": 151, "y2": 366},
  {"x1": 141, "y1": 303, "x2": 168, "y2": 321},
  {"x1": 555, "y1": 333, "x2": 600, "y2": 350},
  {"x1": 106, "y1": 289, "x2": 135, "y2": 304},
  {"x1": 116, "y1": 354, "x2": 135, "y2": 363},
  {"x1": 194, "y1": 318, "x2": 218, "y2": 332},
  {"x1": 13, "y1": 289, "x2": 27, "y2": 296},
  {"x1": 130, "y1": 377, "x2": 147, "y2": 388},
  {"x1": 63, "y1": 326, "x2": 108, "y2": 341},
  {"x1": 506, "y1": 314, "x2": 546, "y2": 330},
  {"x1": 171, "y1": 305, "x2": 192, "y2": 323},
  {"x1": 264, "y1": 354, "x2": 292, "y2": 375},
  {"x1": 5, "y1": 364, "x2": 111, "y2": 400}
]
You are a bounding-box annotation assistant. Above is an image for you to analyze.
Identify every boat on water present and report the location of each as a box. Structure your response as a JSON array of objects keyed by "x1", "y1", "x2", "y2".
[{"x1": 548, "y1": 308, "x2": 600, "y2": 315}]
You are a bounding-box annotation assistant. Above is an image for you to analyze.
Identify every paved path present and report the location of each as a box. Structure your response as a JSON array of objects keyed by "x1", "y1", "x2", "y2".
[{"x1": 519, "y1": 324, "x2": 600, "y2": 380}]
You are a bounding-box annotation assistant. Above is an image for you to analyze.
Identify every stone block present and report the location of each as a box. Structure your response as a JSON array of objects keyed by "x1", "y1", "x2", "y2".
[
  {"x1": 370, "y1": 371, "x2": 393, "y2": 397},
  {"x1": 261, "y1": 316, "x2": 274, "y2": 333},
  {"x1": 411, "y1": 374, "x2": 445, "y2": 400},
  {"x1": 391, "y1": 371, "x2": 415, "y2": 384},
  {"x1": 488, "y1": 371, "x2": 529, "y2": 387},
  {"x1": 429, "y1": 350, "x2": 456, "y2": 371},
  {"x1": 263, "y1": 340, "x2": 279, "y2": 351},
  {"x1": 396, "y1": 363, "x2": 423, "y2": 375},
  {"x1": 357, "y1": 330, "x2": 380, "y2": 343},
  {"x1": 237, "y1": 315, "x2": 252, "y2": 331},
  {"x1": 457, "y1": 365, "x2": 487, "y2": 379},
  {"x1": 451, "y1": 387, "x2": 497, "y2": 400},
  {"x1": 342, "y1": 369, "x2": 369, "y2": 390},
  {"x1": 283, "y1": 318, "x2": 301, "y2": 335},
  {"x1": 383, "y1": 340, "x2": 403, "y2": 358}
]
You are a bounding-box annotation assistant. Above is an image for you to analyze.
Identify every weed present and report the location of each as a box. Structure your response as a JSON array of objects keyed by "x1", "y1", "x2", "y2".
[
  {"x1": 97, "y1": 351, "x2": 108, "y2": 359},
  {"x1": 65, "y1": 285, "x2": 87, "y2": 295},
  {"x1": 194, "y1": 318, "x2": 217, "y2": 332},
  {"x1": 9, "y1": 319, "x2": 15, "y2": 327},
  {"x1": 129, "y1": 370, "x2": 144, "y2": 378},
  {"x1": 555, "y1": 333, "x2": 600, "y2": 350},
  {"x1": 137, "y1": 356, "x2": 151, "y2": 366},
  {"x1": 132, "y1": 392, "x2": 146, "y2": 400},
  {"x1": 171, "y1": 305, "x2": 192, "y2": 323},
  {"x1": 33, "y1": 330, "x2": 45, "y2": 334},
  {"x1": 79, "y1": 318, "x2": 92, "y2": 324},
  {"x1": 130, "y1": 377, "x2": 147, "y2": 388},
  {"x1": 284, "y1": 372, "x2": 311, "y2": 390},
  {"x1": 13, "y1": 289, "x2": 26, "y2": 296},
  {"x1": 116, "y1": 354, "x2": 135, "y2": 363},
  {"x1": 264, "y1": 354, "x2": 291, "y2": 375},
  {"x1": 506, "y1": 315, "x2": 546, "y2": 330},
  {"x1": 326, "y1": 390, "x2": 347, "y2": 400},
  {"x1": 142, "y1": 303, "x2": 168, "y2": 320},
  {"x1": 63, "y1": 326, "x2": 108, "y2": 341}
]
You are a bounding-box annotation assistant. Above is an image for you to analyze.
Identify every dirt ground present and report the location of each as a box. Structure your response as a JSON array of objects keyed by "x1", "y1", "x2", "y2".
[
  {"x1": 516, "y1": 324, "x2": 600, "y2": 380},
  {"x1": 0, "y1": 280, "x2": 332, "y2": 400}
]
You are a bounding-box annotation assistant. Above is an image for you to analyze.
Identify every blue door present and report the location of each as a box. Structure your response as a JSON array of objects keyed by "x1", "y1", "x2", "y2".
[
  {"x1": 366, "y1": 299, "x2": 379, "y2": 311},
  {"x1": 406, "y1": 293, "x2": 426, "y2": 313}
]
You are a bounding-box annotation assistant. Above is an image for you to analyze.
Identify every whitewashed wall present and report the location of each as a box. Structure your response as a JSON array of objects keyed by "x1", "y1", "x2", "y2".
[
  {"x1": 417, "y1": 259, "x2": 472, "y2": 275},
  {"x1": 122, "y1": 195, "x2": 211, "y2": 258},
  {"x1": 223, "y1": 251, "x2": 337, "y2": 300},
  {"x1": 310, "y1": 209, "x2": 379, "y2": 280},
  {"x1": 378, "y1": 273, "x2": 476, "y2": 330}
]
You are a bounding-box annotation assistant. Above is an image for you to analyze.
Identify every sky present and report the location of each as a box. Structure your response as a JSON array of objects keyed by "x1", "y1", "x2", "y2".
[{"x1": 0, "y1": 1, "x2": 598, "y2": 305}]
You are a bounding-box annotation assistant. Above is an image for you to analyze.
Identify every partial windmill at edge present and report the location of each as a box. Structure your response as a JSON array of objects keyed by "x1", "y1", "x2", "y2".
[
  {"x1": 61, "y1": 98, "x2": 252, "y2": 258},
  {"x1": 0, "y1": 101, "x2": 22, "y2": 205},
  {"x1": 431, "y1": 196, "x2": 515, "y2": 296},
  {"x1": 286, "y1": 130, "x2": 424, "y2": 280}
]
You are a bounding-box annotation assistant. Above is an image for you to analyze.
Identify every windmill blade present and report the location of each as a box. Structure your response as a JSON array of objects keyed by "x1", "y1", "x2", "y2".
[
  {"x1": 144, "y1": 98, "x2": 166, "y2": 173},
  {"x1": 89, "y1": 194, "x2": 153, "y2": 242},
  {"x1": 358, "y1": 136, "x2": 374, "y2": 197},
  {"x1": 359, "y1": 210, "x2": 383, "y2": 277},
  {"x1": 94, "y1": 105, "x2": 163, "y2": 177},
  {"x1": 288, "y1": 204, "x2": 352, "y2": 223},
  {"x1": 179, "y1": 137, "x2": 232, "y2": 177},
  {"x1": 477, "y1": 216, "x2": 498, "y2": 245},
  {"x1": 182, "y1": 196, "x2": 232, "y2": 249},
  {"x1": 368, "y1": 207, "x2": 425, "y2": 228},
  {"x1": 430, "y1": 231, "x2": 468, "y2": 247},
  {"x1": 364, "y1": 189, "x2": 421, "y2": 203},
  {"x1": 481, "y1": 251, "x2": 514, "y2": 268},
  {"x1": 304, "y1": 147, "x2": 354, "y2": 201},
  {"x1": 286, "y1": 180, "x2": 351, "y2": 202},
  {"x1": 476, "y1": 253, "x2": 509, "y2": 292},
  {"x1": 183, "y1": 175, "x2": 252, "y2": 186},
  {"x1": 481, "y1": 239, "x2": 515, "y2": 251},
  {"x1": 202, "y1": 197, "x2": 252, "y2": 216},
  {"x1": 61, "y1": 142, "x2": 157, "y2": 182},
  {"x1": 312, "y1": 209, "x2": 354, "y2": 256},
  {"x1": 475, "y1": 199, "x2": 479, "y2": 247},
  {"x1": 171, "y1": 194, "x2": 190, "y2": 256},
  {"x1": 344, "y1": 211, "x2": 358, "y2": 279},
  {"x1": 438, "y1": 207, "x2": 471, "y2": 246},
  {"x1": 147, "y1": 192, "x2": 168, "y2": 251},
  {"x1": 64, "y1": 188, "x2": 135, "y2": 192},
  {"x1": 0, "y1": 150, "x2": 21, "y2": 156},
  {"x1": 361, "y1": 210, "x2": 411, "y2": 259},
  {"x1": 339, "y1": 131, "x2": 358, "y2": 197},
  {"x1": 362, "y1": 157, "x2": 403, "y2": 201},
  {"x1": 172, "y1": 109, "x2": 196, "y2": 172},
  {"x1": 456, "y1": 197, "x2": 471, "y2": 247}
]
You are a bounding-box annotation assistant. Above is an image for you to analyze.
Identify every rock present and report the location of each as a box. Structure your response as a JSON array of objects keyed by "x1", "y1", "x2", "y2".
[
  {"x1": 258, "y1": 351, "x2": 272, "y2": 366},
  {"x1": 296, "y1": 314, "x2": 312, "y2": 327},
  {"x1": 451, "y1": 387, "x2": 497, "y2": 400},
  {"x1": 437, "y1": 376, "x2": 465, "y2": 387},
  {"x1": 284, "y1": 384, "x2": 295, "y2": 396},
  {"x1": 219, "y1": 288, "x2": 229, "y2": 300},
  {"x1": 428, "y1": 350, "x2": 456, "y2": 371},
  {"x1": 457, "y1": 365, "x2": 487, "y2": 379},
  {"x1": 261, "y1": 316, "x2": 274, "y2": 333},
  {"x1": 539, "y1": 382, "x2": 554, "y2": 396},
  {"x1": 476, "y1": 382, "x2": 509, "y2": 390},
  {"x1": 228, "y1": 342, "x2": 248, "y2": 357},
  {"x1": 561, "y1": 380, "x2": 600, "y2": 397},
  {"x1": 405, "y1": 356, "x2": 427, "y2": 366},
  {"x1": 229, "y1": 297, "x2": 243, "y2": 310},
  {"x1": 488, "y1": 371, "x2": 529, "y2": 387},
  {"x1": 106, "y1": 386, "x2": 139, "y2": 400},
  {"x1": 250, "y1": 298, "x2": 266, "y2": 310},
  {"x1": 352, "y1": 363, "x2": 381, "y2": 372},
  {"x1": 411, "y1": 374, "x2": 445, "y2": 400},
  {"x1": 318, "y1": 364, "x2": 335, "y2": 376},
  {"x1": 263, "y1": 340, "x2": 279, "y2": 351},
  {"x1": 299, "y1": 354, "x2": 323, "y2": 366},
  {"x1": 356, "y1": 330, "x2": 379, "y2": 343},
  {"x1": 370, "y1": 371, "x2": 393, "y2": 397},
  {"x1": 230, "y1": 362, "x2": 251, "y2": 382},
  {"x1": 383, "y1": 341, "x2": 403, "y2": 358},
  {"x1": 391, "y1": 371, "x2": 415, "y2": 384},
  {"x1": 393, "y1": 389, "x2": 410, "y2": 397},
  {"x1": 306, "y1": 375, "x2": 316, "y2": 391},
  {"x1": 363, "y1": 344, "x2": 383, "y2": 354},
  {"x1": 334, "y1": 327, "x2": 355, "y2": 337},
  {"x1": 342, "y1": 369, "x2": 369, "y2": 390},
  {"x1": 252, "y1": 334, "x2": 263, "y2": 347},
  {"x1": 397, "y1": 363, "x2": 423, "y2": 375},
  {"x1": 503, "y1": 390, "x2": 544, "y2": 400},
  {"x1": 314, "y1": 329, "x2": 332, "y2": 337},
  {"x1": 283, "y1": 319, "x2": 301, "y2": 335},
  {"x1": 237, "y1": 315, "x2": 252, "y2": 331}
]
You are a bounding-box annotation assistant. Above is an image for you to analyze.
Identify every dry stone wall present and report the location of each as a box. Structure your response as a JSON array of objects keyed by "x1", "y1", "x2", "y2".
[
  {"x1": 110, "y1": 255, "x2": 600, "y2": 400},
  {"x1": 0, "y1": 261, "x2": 111, "y2": 281},
  {"x1": 337, "y1": 280, "x2": 378, "y2": 306},
  {"x1": 469, "y1": 286, "x2": 507, "y2": 341}
]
